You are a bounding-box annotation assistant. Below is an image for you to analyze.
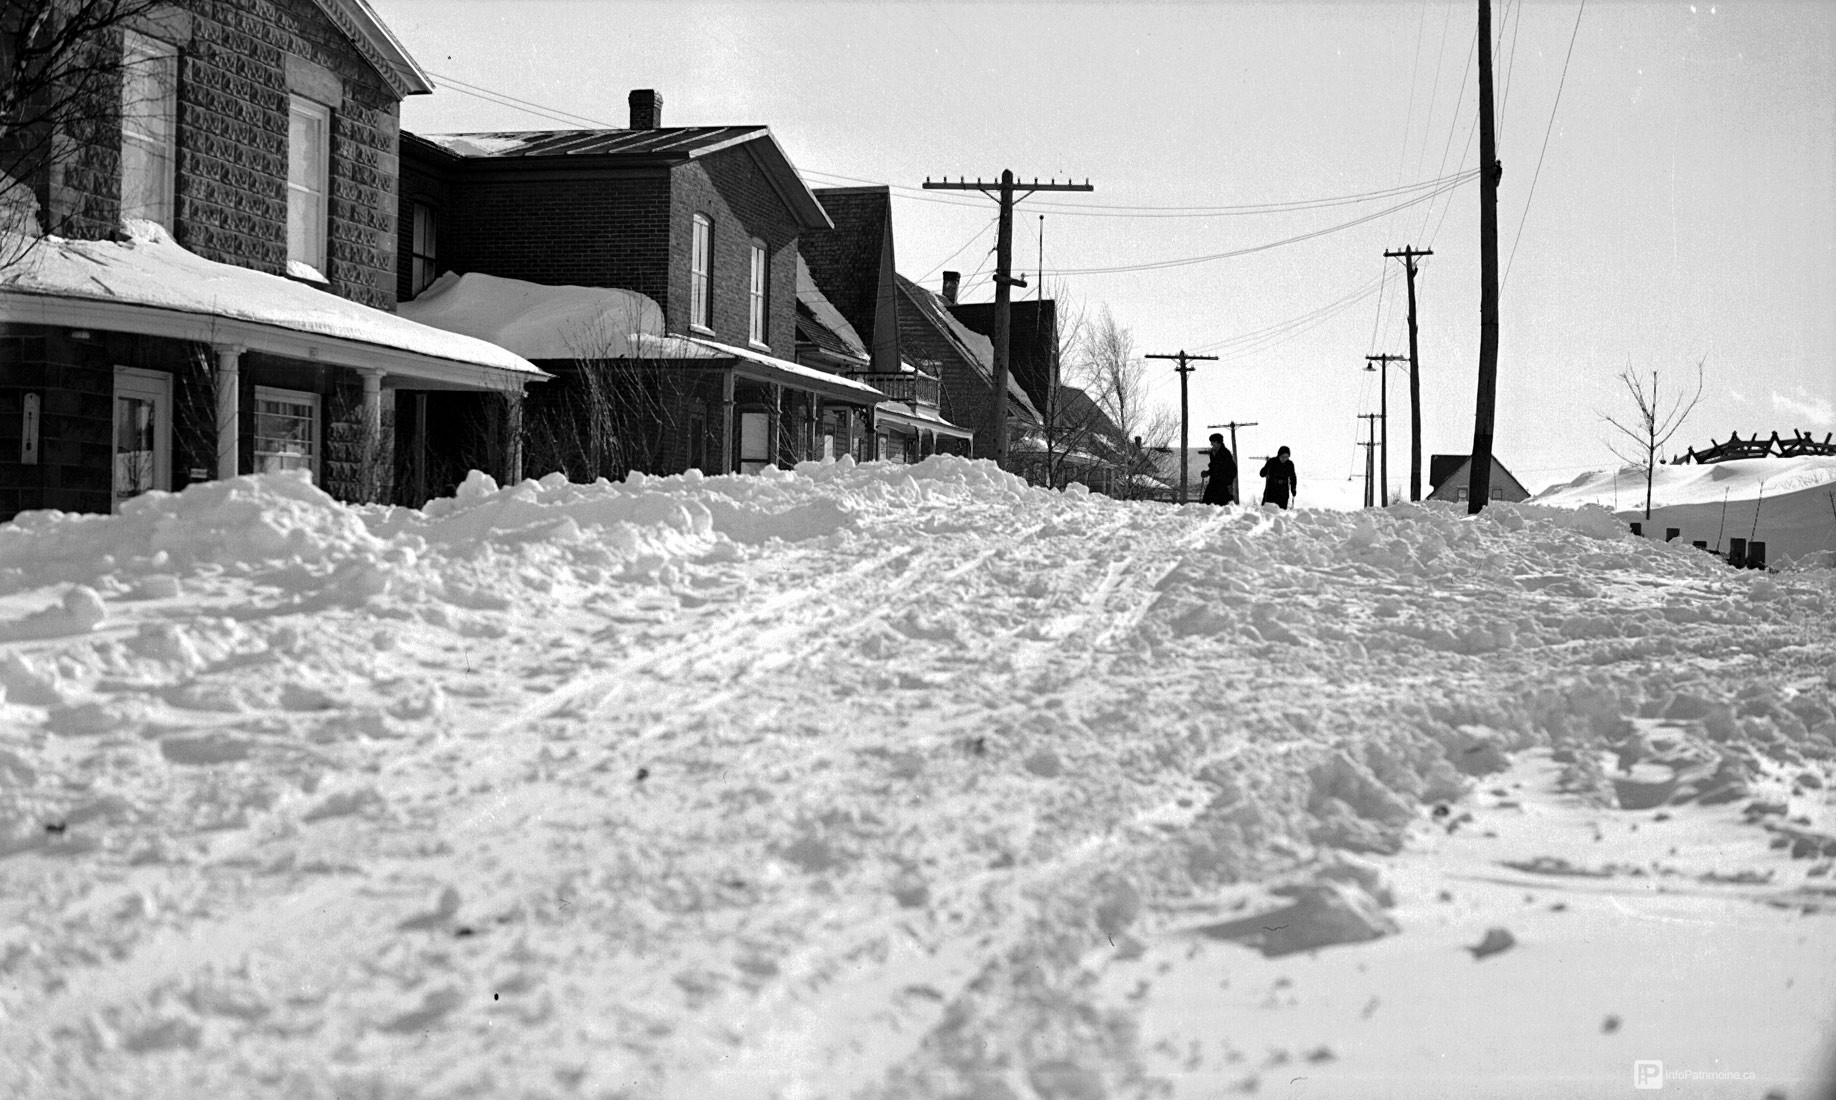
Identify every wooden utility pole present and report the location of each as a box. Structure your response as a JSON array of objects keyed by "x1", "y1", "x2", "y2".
[
  {"x1": 923, "y1": 172, "x2": 1093, "y2": 467},
  {"x1": 1357, "y1": 413, "x2": 1381, "y2": 508},
  {"x1": 1468, "y1": 0, "x2": 1502, "y2": 514},
  {"x1": 1148, "y1": 350, "x2": 1218, "y2": 503},
  {"x1": 1365, "y1": 354, "x2": 1406, "y2": 506},
  {"x1": 1206, "y1": 419, "x2": 1258, "y2": 504},
  {"x1": 1384, "y1": 246, "x2": 1432, "y2": 501}
]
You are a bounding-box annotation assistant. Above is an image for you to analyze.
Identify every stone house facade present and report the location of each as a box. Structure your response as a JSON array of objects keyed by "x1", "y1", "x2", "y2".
[{"x1": 0, "y1": 0, "x2": 541, "y2": 520}]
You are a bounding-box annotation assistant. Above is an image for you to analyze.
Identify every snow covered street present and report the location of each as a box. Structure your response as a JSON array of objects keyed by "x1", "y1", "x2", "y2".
[{"x1": 2, "y1": 456, "x2": 1833, "y2": 1099}]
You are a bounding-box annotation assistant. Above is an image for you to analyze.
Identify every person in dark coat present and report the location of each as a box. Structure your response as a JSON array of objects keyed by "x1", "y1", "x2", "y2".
[
  {"x1": 1259, "y1": 445, "x2": 1298, "y2": 509},
  {"x1": 1199, "y1": 433, "x2": 1236, "y2": 505}
]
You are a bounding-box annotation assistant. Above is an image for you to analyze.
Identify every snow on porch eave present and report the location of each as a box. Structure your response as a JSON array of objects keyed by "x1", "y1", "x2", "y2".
[
  {"x1": 0, "y1": 288, "x2": 549, "y2": 391},
  {"x1": 629, "y1": 332, "x2": 887, "y2": 407}
]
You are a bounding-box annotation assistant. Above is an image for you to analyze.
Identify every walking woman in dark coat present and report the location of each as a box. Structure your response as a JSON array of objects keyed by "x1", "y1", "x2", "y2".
[
  {"x1": 1199, "y1": 433, "x2": 1236, "y2": 505},
  {"x1": 1259, "y1": 445, "x2": 1298, "y2": 509}
]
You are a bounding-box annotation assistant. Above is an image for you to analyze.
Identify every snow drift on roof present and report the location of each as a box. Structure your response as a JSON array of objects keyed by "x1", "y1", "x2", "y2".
[
  {"x1": 0, "y1": 222, "x2": 542, "y2": 377},
  {"x1": 398, "y1": 272, "x2": 664, "y2": 360}
]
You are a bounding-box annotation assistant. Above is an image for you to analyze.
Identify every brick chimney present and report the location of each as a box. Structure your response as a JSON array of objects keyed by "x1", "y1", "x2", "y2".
[
  {"x1": 941, "y1": 271, "x2": 960, "y2": 304},
  {"x1": 628, "y1": 89, "x2": 663, "y2": 129}
]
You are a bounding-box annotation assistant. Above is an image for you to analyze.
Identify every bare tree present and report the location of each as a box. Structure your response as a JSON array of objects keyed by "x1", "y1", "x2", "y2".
[
  {"x1": 1068, "y1": 305, "x2": 1176, "y2": 499},
  {"x1": 2, "y1": 0, "x2": 169, "y2": 266},
  {"x1": 1602, "y1": 356, "x2": 1706, "y2": 519},
  {"x1": 522, "y1": 310, "x2": 705, "y2": 482}
]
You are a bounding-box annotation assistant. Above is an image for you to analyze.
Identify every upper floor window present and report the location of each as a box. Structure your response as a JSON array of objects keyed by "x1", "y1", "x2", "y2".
[
  {"x1": 690, "y1": 213, "x2": 711, "y2": 331},
  {"x1": 120, "y1": 32, "x2": 177, "y2": 228},
  {"x1": 287, "y1": 96, "x2": 331, "y2": 279},
  {"x1": 748, "y1": 241, "x2": 767, "y2": 346},
  {"x1": 410, "y1": 202, "x2": 438, "y2": 296}
]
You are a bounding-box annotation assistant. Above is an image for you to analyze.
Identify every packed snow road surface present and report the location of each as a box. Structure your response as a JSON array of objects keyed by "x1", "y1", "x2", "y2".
[{"x1": 1, "y1": 456, "x2": 1832, "y2": 1099}]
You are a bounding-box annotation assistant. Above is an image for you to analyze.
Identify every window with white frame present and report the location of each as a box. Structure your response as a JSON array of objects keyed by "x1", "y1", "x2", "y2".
[
  {"x1": 410, "y1": 202, "x2": 438, "y2": 296},
  {"x1": 690, "y1": 213, "x2": 711, "y2": 331},
  {"x1": 253, "y1": 386, "x2": 320, "y2": 480},
  {"x1": 287, "y1": 96, "x2": 331, "y2": 277},
  {"x1": 120, "y1": 32, "x2": 177, "y2": 228},
  {"x1": 748, "y1": 241, "x2": 767, "y2": 346}
]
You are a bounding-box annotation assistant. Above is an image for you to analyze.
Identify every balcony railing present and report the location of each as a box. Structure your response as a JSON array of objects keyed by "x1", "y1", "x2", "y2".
[{"x1": 855, "y1": 371, "x2": 940, "y2": 408}]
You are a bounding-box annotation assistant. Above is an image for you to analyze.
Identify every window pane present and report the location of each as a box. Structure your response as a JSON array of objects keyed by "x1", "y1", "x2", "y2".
[
  {"x1": 289, "y1": 109, "x2": 320, "y2": 188},
  {"x1": 114, "y1": 396, "x2": 156, "y2": 500},
  {"x1": 288, "y1": 99, "x2": 327, "y2": 268},
  {"x1": 120, "y1": 42, "x2": 175, "y2": 227}
]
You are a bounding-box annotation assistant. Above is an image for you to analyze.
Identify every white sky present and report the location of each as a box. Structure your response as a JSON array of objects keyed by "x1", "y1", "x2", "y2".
[{"x1": 370, "y1": 0, "x2": 1836, "y2": 496}]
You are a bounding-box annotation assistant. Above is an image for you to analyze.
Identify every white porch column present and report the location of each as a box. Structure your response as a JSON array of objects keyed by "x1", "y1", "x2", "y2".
[
  {"x1": 357, "y1": 368, "x2": 385, "y2": 442},
  {"x1": 214, "y1": 344, "x2": 243, "y2": 479}
]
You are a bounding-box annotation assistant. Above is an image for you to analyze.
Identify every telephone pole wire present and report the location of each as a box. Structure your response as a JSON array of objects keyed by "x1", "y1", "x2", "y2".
[
  {"x1": 1148, "y1": 350, "x2": 1219, "y2": 503},
  {"x1": 923, "y1": 172, "x2": 1093, "y2": 467},
  {"x1": 1207, "y1": 419, "x2": 1258, "y2": 504},
  {"x1": 1384, "y1": 245, "x2": 1433, "y2": 501},
  {"x1": 1365, "y1": 354, "x2": 1406, "y2": 506}
]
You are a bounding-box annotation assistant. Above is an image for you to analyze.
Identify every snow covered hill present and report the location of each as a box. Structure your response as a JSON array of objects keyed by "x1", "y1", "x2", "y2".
[
  {"x1": 1532, "y1": 456, "x2": 1836, "y2": 567},
  {"x1": 1, "y1": 458, "x2": 1832, "y2": 1099}
]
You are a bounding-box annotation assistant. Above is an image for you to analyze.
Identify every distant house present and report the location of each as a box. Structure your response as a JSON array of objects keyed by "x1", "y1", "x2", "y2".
[
  {"x1": 947, "y1": 293, "x2": 1058, "y2": 419},
  {"x1": 1427, "y1": 453, "x2": 1530, "y2": 503},
  {"x1": 0, "y1": 0, "x2": 543, "y2": 521},
  {"x1": 894, "y1": 273, "x2": 1041, "y2": 459},
  {"x1": 795, "y1": 186, "x2": 972, "y2": 461},
  {"x1": 395, "y1": 91, "x2": 884, "y2": 486}
]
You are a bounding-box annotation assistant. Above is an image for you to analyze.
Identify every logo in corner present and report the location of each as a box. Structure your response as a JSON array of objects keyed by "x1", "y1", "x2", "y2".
[{"x1": 1633, "y1": 1060, "x2": 1664, "y2": 1090}]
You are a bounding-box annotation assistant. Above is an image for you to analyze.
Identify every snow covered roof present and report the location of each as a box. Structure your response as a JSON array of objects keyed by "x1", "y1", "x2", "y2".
[
  {"x1": 628, "y1": 332, "x2": 886, "y2": 406},
  {"x1": 398, "y1": 271, "x2": 663, "y2": 360},
  {"x1": 795, "y1": 255, "x2": 868, "y2": 363},
  {"x1": 893, "y1": 273, "x2": 1043, "y2": 423},
  {"x1": 411, "y1": 127, "x2": 832, "y2": 231},
  {"x1": 0, "y1": 223, "x2": 545, "y2": 389},
  {"x1": 875, "y1": 403, "x2": 975, "y2": 440}
]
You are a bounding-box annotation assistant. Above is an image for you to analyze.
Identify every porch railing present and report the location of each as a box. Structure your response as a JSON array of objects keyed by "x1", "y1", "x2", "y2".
[{"x1": 854, "y1": 371, "x2": 940, "y2": 408}]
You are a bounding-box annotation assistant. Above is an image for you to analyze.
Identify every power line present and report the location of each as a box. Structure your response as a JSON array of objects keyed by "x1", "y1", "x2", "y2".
[
  {"x1": 1040, "y1": 172, "x2": 1475, "y2": 277},
  {"x1": 1414, "y1": 22, "x2": 1479, "y2": 244},
  {"x1": 918, "y1": 214, "x2": 999, "y2": 282},
  {"x1": 1503, "y1": 0, "x2": 1587, "y2": 292}
]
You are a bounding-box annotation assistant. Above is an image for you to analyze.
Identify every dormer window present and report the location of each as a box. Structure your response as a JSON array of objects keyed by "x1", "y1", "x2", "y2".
[
  {"x1": 120, "y1": 32, "x2": 177, "y2": 228},
  {"x1": 690, "y1": 213, "x2": 711, "y2": 331}
]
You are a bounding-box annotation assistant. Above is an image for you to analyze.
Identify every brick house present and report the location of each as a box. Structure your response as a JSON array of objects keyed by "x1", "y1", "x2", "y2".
[
  {"x1": 795, "y1": 185, "x2": 971, "y2": 462},
  {"x1": 1428, "y1": 453, "x2": 1530, "y2": 504},
  {"x1": 395, "y1": 91, "x2": 885, "y2": 483},
  {"x1": 894, "y1": 272, "x2": 1040, "y2": 460},
  {"x1": 0, "y1": 0, "x2": 544, "y2": 521}
]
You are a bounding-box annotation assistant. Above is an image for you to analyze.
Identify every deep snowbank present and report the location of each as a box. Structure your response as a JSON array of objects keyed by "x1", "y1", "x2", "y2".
[{"x1": 1, "y1": 458, "x2": 1831, "y2": 1099}]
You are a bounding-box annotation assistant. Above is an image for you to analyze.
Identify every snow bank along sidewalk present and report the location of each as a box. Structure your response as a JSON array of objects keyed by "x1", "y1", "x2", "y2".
[{"x1": 0, "y1": 457, "x2": 1832, "y2": 1099}]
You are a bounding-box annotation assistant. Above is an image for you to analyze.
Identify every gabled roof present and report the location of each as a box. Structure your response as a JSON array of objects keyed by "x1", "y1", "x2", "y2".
[
  {"x1": 1428, "y1": 453, "x2": 1530, "y2": 498},
  {"x1": 414, "y1": 127, "x2": 832, "y2": 231},
  {"x1": 803, "y1": 187, "x2": 895, "y2": 357},
  {"x1": 1429, "y1": 454, "x2": 1467, "y2": 493},
  {"x1": 795, "y1": 255, "x2": 869, "y2": 364},
  {"x1": 310, "y1": 0, "x2": 434, "y2": 96},
  {"x1": 894, "y1": 273, "x2": 1042, "y2": 422}
]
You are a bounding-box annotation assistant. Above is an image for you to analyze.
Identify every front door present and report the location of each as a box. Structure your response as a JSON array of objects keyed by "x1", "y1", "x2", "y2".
[{"x1": 113, "y1": 367, "x2": 171, "y2": 511}]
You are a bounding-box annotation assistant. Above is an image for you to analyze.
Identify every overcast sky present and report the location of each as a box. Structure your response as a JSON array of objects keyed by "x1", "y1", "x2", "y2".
[{"x1": 371, "y1": 0, "x2": 1835, "y2": 499}]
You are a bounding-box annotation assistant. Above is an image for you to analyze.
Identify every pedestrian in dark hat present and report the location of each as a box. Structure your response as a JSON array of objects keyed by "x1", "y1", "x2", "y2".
[
  {"x1": 1199, "y1": 433, "x2": 1237, "y2": 506},
  {"x1": 1259, "y1": 446, "x2": 1297, "y2": 509}
]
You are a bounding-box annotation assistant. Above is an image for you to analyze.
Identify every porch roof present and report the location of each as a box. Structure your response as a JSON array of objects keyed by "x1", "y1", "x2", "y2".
[
  {"x1": 629, "y1": 333, "x2": 886, "y2": 407},
  {"x1": 0, "y1": 223, "x2": 546, "y2": 391},
  {"x1": 875, "y1": 404, "x2": 975, "y2": 441}
]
